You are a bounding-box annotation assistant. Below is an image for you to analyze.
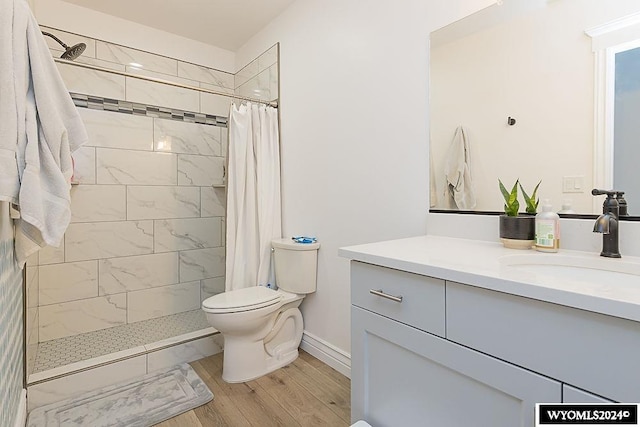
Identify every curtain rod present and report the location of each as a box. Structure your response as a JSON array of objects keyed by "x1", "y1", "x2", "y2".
[{"x1": 53, "y1": 57, "x2": 278, "y2": 108}]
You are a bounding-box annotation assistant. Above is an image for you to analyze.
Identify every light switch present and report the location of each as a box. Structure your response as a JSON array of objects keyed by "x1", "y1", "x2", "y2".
[{"x1": 563, "y1": 176, "x2": 585, "y2": 193}]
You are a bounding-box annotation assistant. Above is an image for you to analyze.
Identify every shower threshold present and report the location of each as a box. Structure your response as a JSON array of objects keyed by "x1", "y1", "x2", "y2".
[{"x1": 28, "y1": 310, "x2": 218, "y2": 385}]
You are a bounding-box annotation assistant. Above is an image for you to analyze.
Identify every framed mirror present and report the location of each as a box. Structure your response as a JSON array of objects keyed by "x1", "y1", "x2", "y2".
[{"x1": 429, "y1": 0, "x2": 640, "y2": 217}]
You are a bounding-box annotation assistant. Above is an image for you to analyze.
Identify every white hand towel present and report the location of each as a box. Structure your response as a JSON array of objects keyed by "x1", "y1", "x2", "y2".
[
  {"x1": 443, "y1": 126, "x2": 476, "y2": 210},
  {"x1": 0, "y1": 0, "x2": 20, "y2": 205},
  {"x1": 8, "y1": 0, "x2": 88, "y2": 266}
]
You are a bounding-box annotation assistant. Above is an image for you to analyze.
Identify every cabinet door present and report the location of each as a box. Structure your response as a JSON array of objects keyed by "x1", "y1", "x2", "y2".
[
  {"x1": 446, "y1": 281, "x2": 640, "y2": 402},
  {"x1": 351, "y1": 306, "x2": 561, "y2": 427},
  {"x1": 563, "y1": 385, "x2": 614, "y2": 403}
]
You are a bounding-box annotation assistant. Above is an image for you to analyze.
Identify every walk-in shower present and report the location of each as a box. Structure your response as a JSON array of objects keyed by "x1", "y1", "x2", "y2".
[{"x1": 25, "y1": 28, "x2": 280, "y2": 410}]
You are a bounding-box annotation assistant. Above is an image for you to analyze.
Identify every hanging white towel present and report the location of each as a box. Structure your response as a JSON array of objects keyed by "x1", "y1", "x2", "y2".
[
  {"x1": 3, "y1": 0, "x2": 88, "y2": 266},
  {"x1": 443, "y1": 126, "x2": 476, "y2": 210},
  {"x1": 0, "y1": 0, "x2": 20, "y2": 204}
]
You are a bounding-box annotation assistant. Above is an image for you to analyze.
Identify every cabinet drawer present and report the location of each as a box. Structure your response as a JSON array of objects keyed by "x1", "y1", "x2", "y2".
[
  {"x1": 351, "y1": 261, "x2": 445, "y2": 336},
  {"x1": 446, "y1": 281, "x2": 640, "y2": 402}
]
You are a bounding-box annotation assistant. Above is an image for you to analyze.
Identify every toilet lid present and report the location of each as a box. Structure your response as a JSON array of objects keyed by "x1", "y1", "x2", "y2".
[{"x1": 202, "y1": 286, "x2": 282, "y2": 312}]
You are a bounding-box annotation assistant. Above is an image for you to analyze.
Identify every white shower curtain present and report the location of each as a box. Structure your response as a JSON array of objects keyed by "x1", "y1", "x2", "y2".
[{"x1": 225, "y1": 102, "x2": 282, "y2": 291}]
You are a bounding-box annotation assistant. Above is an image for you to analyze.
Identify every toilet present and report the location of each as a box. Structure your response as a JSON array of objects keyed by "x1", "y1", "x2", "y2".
[{"x1": 202, "y1": 238, "x2": 320, "y2": 383}]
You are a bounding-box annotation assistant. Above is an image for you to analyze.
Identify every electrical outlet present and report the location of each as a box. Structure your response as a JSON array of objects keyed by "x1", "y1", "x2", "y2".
[{"x1": 562, "y1": 176, "x2": 584, "y2": 193}]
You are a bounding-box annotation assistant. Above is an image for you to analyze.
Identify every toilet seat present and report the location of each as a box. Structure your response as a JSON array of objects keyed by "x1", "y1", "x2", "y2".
[{"x1": 203, "y1": 286, "x2": 282, "y2": 314}]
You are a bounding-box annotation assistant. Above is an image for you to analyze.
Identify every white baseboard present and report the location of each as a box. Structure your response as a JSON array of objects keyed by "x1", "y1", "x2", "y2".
[
  {"x1": 300, "y1": 331, "x2": 351, "y2": 378},
  {"x1": 13, "y1": 389, "x2": 27, "y2": 427}
]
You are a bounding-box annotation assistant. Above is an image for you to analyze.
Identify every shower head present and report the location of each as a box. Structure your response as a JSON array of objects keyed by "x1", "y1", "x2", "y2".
[
  {"x1": 61, "y1": 42, "x2": 86, "y2": 60},
  {"x1": 41, "y1": 31, "x2": 86, "y2": 61}
]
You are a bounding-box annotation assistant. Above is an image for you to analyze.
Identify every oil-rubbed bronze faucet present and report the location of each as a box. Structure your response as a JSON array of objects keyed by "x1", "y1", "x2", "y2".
[
  {"x1": 615, "y1": 191, "x2": 628, "y2": 216},
  {"x1": 592, "y1": 189, "x2": 622, "y2": 258}
]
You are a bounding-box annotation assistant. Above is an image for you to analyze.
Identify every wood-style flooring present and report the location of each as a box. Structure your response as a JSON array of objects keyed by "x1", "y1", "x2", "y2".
[{"x1": 155, "y1": 350, "x2": 351, "y2": 427}]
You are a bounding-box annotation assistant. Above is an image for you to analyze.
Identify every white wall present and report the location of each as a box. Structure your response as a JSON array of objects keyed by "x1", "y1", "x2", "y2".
[
  {"x1": 427, "y1": 211, "x2": 640, "y2": 258},
  {"x1": 236, "y1": 0, "x2": 495, "y2": 356},
  {"x1": 30, "y1": 0, "x2": 235, "y2": 72}
]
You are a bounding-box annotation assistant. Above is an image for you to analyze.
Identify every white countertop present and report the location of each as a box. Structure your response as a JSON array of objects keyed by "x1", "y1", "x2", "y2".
[{"x1": 339, "y1": 235, "x2": 640, "y2": 323}]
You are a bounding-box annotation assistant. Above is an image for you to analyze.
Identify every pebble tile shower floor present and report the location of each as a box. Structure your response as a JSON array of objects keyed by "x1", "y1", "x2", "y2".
[{"x1": 33, "y1": 310, "x2": 210, "y2": 373}]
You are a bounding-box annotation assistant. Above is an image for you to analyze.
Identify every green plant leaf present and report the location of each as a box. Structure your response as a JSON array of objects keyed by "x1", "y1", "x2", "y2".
[
  {"x1": 520, "y1": 180, "x2": 541, "y2": 214},
  {"x1": 499, "y1": 179, "x2": 510, "y2": 202},
  {"x1": 499, "y1": 179, "x2": 519, "y2": 216},
  {"x1": 531, "y1": 180, "x2": 541, "y2": 212}
]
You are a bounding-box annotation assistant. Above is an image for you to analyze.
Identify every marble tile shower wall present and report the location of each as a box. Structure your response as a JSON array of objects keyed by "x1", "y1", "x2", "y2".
[
  {"x1": 33, "y1": 27, "x2": 234, "y2": 344},
  {"x1": 26, "y1": 253, "x2": 39, "y2": 377},
  {"x1": 41, "y1": 26, "x2": 235, "y2": 115},
  {"x1": 235, "y1": 44, "x2": 279, "y2": 102}
]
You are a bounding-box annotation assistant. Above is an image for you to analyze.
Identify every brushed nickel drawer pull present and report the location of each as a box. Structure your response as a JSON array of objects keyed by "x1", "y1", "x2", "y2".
[{"x1": 369, "y1": 289, "x2": 403, "y2": 303}]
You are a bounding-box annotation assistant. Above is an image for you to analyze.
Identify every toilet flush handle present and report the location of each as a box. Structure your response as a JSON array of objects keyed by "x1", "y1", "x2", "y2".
[{"x1": 369, "y1": 289, "x2": 403, "y2": 303}]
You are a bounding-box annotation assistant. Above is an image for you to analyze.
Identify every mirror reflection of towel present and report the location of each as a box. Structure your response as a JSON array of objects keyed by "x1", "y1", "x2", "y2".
[
  {"x1": 444, "y1": 126, "x2": 476, "y2": 210},
  {"x1": 430, "y1": 152, "x2": 437, "y2": 208}
]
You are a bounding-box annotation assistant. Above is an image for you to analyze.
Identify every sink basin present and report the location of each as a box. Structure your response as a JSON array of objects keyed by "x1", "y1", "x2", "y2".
[{"x1": 499, "y1": 254, "x2": 640, "y2": 287}]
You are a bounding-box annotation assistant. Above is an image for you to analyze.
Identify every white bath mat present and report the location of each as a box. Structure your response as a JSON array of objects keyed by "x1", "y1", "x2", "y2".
[{"x1": 27, "y1": 363, "x2": 213, "y2": 427}]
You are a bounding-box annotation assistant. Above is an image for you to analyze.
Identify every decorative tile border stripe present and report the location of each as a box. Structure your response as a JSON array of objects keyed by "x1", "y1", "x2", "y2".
[{"x1": 70, "y1": 93, "x2": 228, "y2": 128}]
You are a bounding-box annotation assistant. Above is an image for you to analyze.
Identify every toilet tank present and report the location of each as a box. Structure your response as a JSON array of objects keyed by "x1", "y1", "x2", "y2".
[{"x1": 271, "y1": 238, "x2": 320, "y2": 294}]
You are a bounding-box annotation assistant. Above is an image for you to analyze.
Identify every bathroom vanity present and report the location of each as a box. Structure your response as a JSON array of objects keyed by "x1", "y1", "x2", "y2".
[{"x1": 339, "y1": 236, "x2": 640, "y2": 427}]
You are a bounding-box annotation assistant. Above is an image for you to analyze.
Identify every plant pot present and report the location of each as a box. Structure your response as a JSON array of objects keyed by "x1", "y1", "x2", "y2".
[{"x1": 499, "y1": 215, "x2": 535, "y2": 249}]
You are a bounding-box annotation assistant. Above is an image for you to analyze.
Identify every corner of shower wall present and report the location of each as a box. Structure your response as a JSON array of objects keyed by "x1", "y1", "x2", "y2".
[{"x1": 234, "y1": 43, "x2": 280, "y2": 104}]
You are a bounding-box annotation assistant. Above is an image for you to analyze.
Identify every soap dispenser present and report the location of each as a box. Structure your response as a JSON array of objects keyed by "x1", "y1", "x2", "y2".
[{"x1": 535, "y1": 199, "x2": 560, "y2": 252}]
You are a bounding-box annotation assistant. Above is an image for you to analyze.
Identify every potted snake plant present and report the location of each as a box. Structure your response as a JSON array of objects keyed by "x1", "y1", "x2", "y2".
[{"x1": 498, "y1": 179, "x2": 540, "y2": 249}]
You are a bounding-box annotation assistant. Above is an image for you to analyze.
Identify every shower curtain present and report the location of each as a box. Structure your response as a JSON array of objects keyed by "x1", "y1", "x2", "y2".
[{"x1": 225, "y1": 102, "x2": 282, "y2": 291}]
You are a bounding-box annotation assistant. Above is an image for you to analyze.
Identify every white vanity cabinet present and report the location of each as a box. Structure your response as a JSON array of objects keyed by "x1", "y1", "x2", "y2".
[
  {"x1": 349, "y1": 257, "x2": 640, "y2": 426},
  {"x1": 343, "y1": 236, "x2": 640, "y2": 426},
  {"x1": 350, "y1": 261, "x2": 561, "y2": 427}
]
